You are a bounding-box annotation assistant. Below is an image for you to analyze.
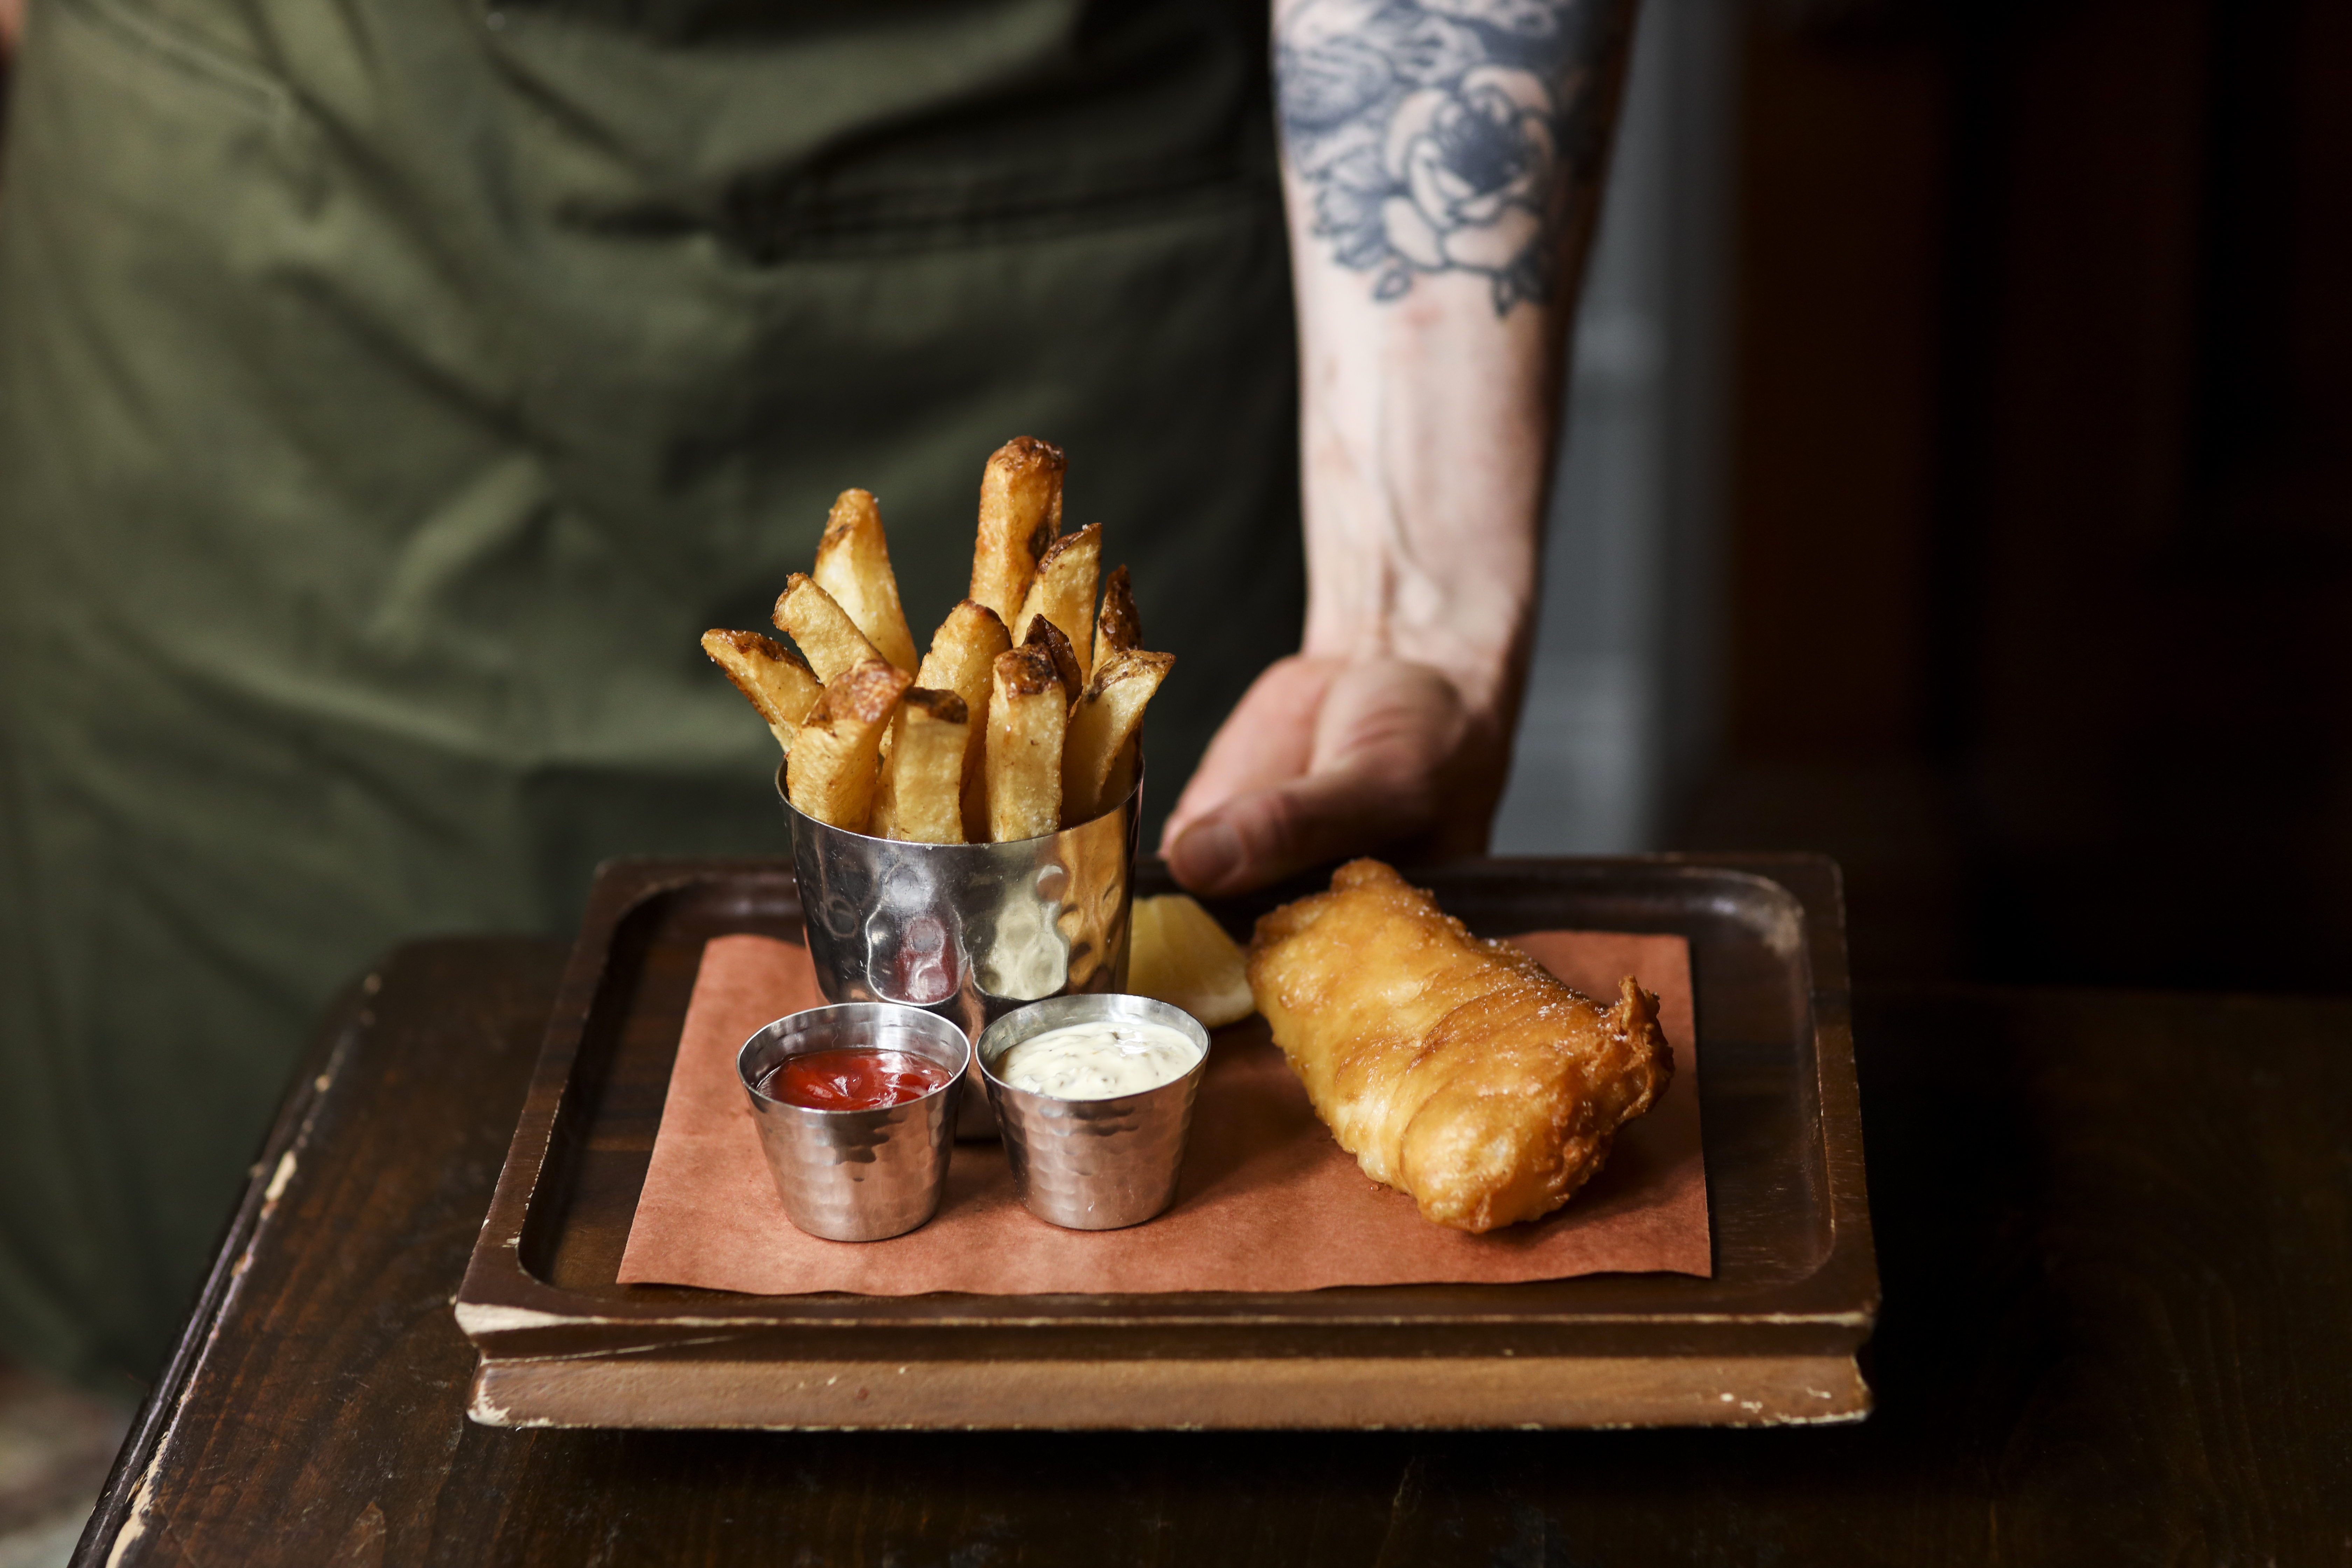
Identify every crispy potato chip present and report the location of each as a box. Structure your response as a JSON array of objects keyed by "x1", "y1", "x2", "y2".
[
  {"x1": 699, "y1": 630, "x2": 823, "y2": 754},
  {"x1": 812, "y1": 489, "x2": 918, "y2": 674},
  {"x1": 1012, "y1": 521, "x2": 1100, "y2": 674},
  {"x1": 871, "y1": 687, "x2": 969, "y2": 844},
  {"x1": 786, "y1": 658, "x2": 909, "y2": 831},
  {"x1": 1063, "y1": 647, "x2": 1172, "y2": 824},
  {"x1": 916, "y1": 600, "x2": 1012, "y2": 843},
  {"x1": 987, "y1": 645, "x2": 1066, "y2": 842},
  {"x1": 772, "y1": 573, "x2": 881, "y2": 685},
  {"x1": 1094, "y1": 564, "x2": 1141, "y2": 674},
  {"x1": 968, "y1": 437, "x2": 1065, "y2": 627},
  {"x1": 1022, "y1": 614, "x2": 1083, "y2": 708}
]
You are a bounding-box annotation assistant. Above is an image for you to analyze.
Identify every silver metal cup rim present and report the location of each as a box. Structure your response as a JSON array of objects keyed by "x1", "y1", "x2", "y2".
[
  {"x1": 974, "y1": 993, "x2": 1211, "y2": 1112},
  {"x1": 774, "y1": 759, "x2": 1143, "y2": 846},
  {"x1": 736, "y1": 1003, "x2": 972, "y2": 1118}
]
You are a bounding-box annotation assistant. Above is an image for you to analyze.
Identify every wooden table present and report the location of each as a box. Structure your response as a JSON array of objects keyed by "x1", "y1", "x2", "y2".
[{"x1": 75, "y1": 939, "x2": 2352, "y2": 1565}]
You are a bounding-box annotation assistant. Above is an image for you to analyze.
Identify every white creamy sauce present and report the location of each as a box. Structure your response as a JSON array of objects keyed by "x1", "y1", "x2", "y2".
[{"x1": 994, "y1": 1018, "x2": 1202, "y2": 1100}]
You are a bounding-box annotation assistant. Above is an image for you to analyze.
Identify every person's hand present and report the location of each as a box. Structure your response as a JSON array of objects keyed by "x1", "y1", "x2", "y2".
[{"x1": 1158, "y1": 653, "x2": 1512, "y2": 897}]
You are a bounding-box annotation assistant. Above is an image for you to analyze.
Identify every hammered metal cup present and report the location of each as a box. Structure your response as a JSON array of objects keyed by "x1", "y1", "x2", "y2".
[
  {"x1": 975, "y1": 994, "x2": 1210, "y2": 1231},
  {"x1": 779, "y1": 761, "x2": 1142, "y2": 1140},
  {"x1": 736, "y1": 1003, "x2": 970, "y2": 1242}
]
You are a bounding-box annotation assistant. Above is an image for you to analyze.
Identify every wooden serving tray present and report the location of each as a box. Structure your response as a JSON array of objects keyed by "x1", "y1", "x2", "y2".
[{"x1": 456, "y1": 855, "x2": 1876, "y2": 1431}]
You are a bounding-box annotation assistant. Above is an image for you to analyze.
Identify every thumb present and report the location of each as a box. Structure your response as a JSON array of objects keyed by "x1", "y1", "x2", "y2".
[{"x1": 1163, "y1": 768, "x2": 1432, "y2": 897}]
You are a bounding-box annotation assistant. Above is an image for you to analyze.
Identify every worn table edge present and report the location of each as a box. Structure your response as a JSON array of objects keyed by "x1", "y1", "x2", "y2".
[
  {"x1": 464, "y1": 1348, "x2": 1874, "y2": 1432},
  {"x1": 75, "y1": 970, "x2": 381, "y2": 1567}
]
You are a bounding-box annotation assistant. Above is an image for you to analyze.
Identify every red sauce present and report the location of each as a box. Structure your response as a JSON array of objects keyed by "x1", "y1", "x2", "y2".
[{"x1": 760, "y1": 1048, "x2": 952, "y2": 1112}]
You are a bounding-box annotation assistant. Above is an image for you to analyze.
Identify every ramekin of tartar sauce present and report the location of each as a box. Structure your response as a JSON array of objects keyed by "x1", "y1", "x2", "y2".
[{"x1": 976, "y1": 994, "x2": 1210, "y2": 1231}]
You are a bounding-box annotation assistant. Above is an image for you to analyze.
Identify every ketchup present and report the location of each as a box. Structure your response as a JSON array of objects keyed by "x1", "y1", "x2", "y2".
[{"x1": 760, "y1": 1048, "x2": 951, "y2": 1111}]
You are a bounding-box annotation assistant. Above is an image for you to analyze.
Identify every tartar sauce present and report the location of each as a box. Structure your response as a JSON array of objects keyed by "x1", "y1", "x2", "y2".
[{"x1": 994, "y1": 1018, "x2": 1202, "y2": 1100}]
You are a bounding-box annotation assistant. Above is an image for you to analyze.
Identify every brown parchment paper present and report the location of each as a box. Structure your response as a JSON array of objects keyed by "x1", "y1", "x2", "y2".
[{"x1": 617, "y1": 928, "x2": 1709, "y2": 1294}]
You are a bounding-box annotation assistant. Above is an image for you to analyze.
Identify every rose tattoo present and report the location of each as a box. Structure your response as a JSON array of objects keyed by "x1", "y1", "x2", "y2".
[{"x1": 1277, "y1": 0, "x2": 1614, "y2": 314}]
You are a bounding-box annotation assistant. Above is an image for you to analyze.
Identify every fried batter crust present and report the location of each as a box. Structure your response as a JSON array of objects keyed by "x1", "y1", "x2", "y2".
[{"x1": 1246, "y1": 859, "x2": 1674, "y2": 1233}]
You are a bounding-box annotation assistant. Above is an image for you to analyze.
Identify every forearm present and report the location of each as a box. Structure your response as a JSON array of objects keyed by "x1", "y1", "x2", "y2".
[
  {"x1": 1277, "y1": 0, "x2": 1638, "y2": 724},
  {"x1": 1291, "y1": 269, "x2": 1555, "y2": 727}
]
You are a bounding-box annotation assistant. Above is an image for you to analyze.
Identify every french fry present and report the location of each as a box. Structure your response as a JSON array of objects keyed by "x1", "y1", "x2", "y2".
[
  {"x1": 1022, "y1": 614, "x2": 1084, "y2": 707},
  {"x1": 699, "y1": 630, "x2": 824, "y2": 754},
  {"x1": 1093, "y1": 564, "x2": 1141, "y2": 674},
  {"x1": 706, "y1": 442, "x2": 1172, "y2": 836},
  {"x1": 986, "y1": 646, "x2": 1066, "y2": 842},
  {"x1": 871, "y1": 687, "x2": 970, "y2": 844},
  {"x1": 968, "y1": 437, "x2": 1065, "y2": 627},
  {"x1": 1062, "y1": 648, "x2": 1172, "y2": 824},
  {"x1": 772, "y1": 573, "x2": 880, "y2": 684},
  {"x1": 812, "y1": 489, "x2": 918, "y2": 674},
  {"x1": 786, "y1": 658, "x2": 910, "y2": 831},
  {"x1": 915, "y1": 600, "x2": 1013, "y2": 842},
  {"x1": 1011, "y1": 521, "x2": 1100, "y2": 674},
  {"x1": 1100, "y1": 735, "x2": 1141, "y2": 814}
]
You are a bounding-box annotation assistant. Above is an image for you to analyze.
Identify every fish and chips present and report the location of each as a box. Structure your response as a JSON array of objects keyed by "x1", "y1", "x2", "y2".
[{"x1": 708, "y1": 445, "x2": 1673, "y2": 1238}]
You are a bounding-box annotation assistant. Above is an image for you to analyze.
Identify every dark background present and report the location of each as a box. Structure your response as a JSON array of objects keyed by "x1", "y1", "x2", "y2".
[{"x1": 1680, "y1": 0, "x2": 2351, "y2": 993}]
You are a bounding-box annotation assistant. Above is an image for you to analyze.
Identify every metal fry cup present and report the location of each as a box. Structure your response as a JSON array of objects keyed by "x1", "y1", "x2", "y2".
[
  {"x1": 976, "y1": 994, "x2": 1210, "y2": 1231},
  {"x1": 779, "y1": 761, "x2": 1142, "y2": 1140},
  {"x1": 736, "y1": 1004, "x2": 970, "y2": 1242}
]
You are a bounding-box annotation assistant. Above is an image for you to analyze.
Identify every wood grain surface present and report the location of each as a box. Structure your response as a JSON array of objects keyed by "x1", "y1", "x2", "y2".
[{"x1": 77, "y1": 941, "x2": 2352, "y2": 1565}]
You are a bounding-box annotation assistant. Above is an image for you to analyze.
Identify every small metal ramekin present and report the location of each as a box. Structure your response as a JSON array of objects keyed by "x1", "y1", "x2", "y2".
[
  {"x1": 736, "y1": 1003, "x2": 970, "y2": 1242},
  {"x1": 975, "y1": 994, "x2": 1209, "y2": 1231}
]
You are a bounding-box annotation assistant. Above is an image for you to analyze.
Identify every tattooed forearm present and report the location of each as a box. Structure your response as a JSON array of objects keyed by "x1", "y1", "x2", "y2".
[{"x1": 1275, "y1": 0, "x2": 1633, "y2": 315}]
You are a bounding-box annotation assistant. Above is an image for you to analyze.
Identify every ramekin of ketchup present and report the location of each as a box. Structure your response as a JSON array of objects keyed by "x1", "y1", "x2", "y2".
[{"x1": 758, "y1": 1048, "x2": 953, "y2": 1113}]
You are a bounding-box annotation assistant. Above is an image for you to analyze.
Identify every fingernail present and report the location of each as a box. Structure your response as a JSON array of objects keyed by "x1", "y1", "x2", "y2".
[{"x1": 1176, "y1": 819, "x2": 1242, "y2": 889}]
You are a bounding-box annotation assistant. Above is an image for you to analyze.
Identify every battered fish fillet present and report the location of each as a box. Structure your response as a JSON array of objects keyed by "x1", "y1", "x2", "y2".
[{"x1": 1247, "y1": 860, "x2": 1674, "y2": 1233}]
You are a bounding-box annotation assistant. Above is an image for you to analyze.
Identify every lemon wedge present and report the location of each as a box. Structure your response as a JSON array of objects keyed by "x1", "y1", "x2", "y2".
[{"x1": 1128, "y1": 893, "x2": 1255, "y2": 1028}]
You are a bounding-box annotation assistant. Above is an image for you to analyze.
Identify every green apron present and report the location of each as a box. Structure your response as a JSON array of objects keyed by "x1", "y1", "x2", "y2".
[{"x1": 0, "y1": 0, "x2": 1301, "y2": 1385}]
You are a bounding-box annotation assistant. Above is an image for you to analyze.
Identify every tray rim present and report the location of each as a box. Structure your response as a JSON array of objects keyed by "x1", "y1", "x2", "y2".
[{"x1": 456, "y1": 853, "x2": 1877, "y2": 1426}]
